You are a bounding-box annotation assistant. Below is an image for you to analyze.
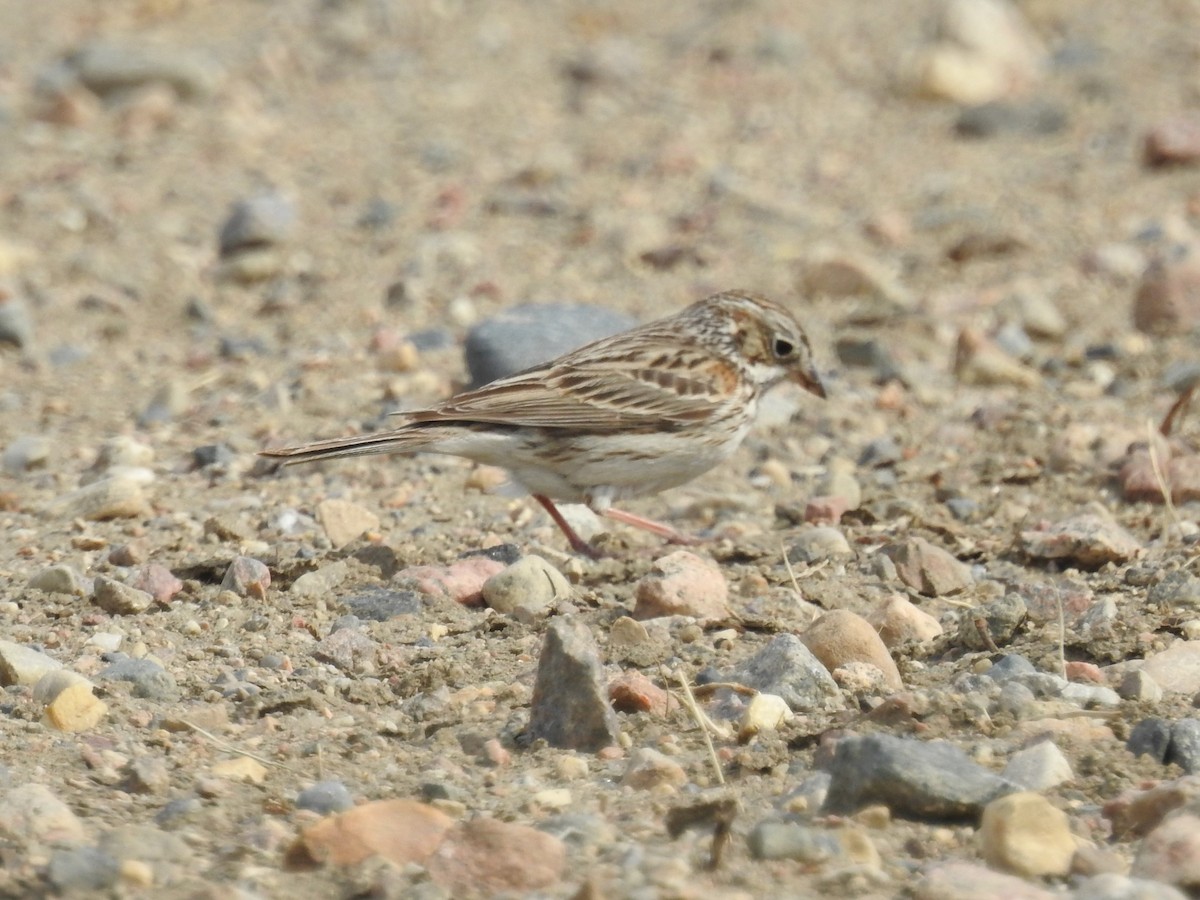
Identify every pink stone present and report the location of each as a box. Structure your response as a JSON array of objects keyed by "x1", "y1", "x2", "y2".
[
  {"x1": 1064, "y1": 661, "x2": 1104, "y2": 684},
  {"x1": 1145, "y1": 115, "x2": 1200, "y2": 166},
  {"x1": 608, "y1": 670, "x2": 676, "y2": 716},
  {"x1": 805, "y1": 495, "x2": 851, "y2": 524},
  {"x1": 286, "y1": 799, "x2": 453, "y2": 869},
  {"x1": 1131, "y1": 812, "x2": 1200, "y2": 888},
  {"x1": 867, "y1": 594, "x2": 943, "y2": 648},
  {"x1": 426, "y1": 817, "x2": 566, "y2": 895},
  {"x1": 633, "y1": 551, "x2": 729, "y2": 622},
  {"x1": 129, "y1": 564, "x2": 183, "y2": 604},
  {"x1": 394, "y1": 558, "x2": 506, "y2": 606}
]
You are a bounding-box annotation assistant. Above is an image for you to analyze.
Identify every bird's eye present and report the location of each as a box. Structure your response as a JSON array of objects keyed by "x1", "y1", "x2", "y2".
[{"x1": 773, "y1": 338, "x2": 795, "y2": 358}]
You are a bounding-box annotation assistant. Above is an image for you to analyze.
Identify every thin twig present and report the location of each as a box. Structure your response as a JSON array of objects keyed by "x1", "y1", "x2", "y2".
[
  {"x1": 182, "y1": 719, "x2": 304, "y2": 775},
  {"x1": 1057, "y1": 593, "x2": 1066, "y2": 682},
  {"x1": 1146, "y1": 419, "x2": 1180, "y2": 542},
  {"x1": 674, "y1": 671, "x2": 725, "y2": 786}
]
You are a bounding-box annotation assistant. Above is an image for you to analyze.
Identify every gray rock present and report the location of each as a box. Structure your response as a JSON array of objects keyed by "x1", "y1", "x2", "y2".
[
  {"x1": 1015, "y1": 671, "x2": 1070, "y2": 698},
  {"x1": 955, "y1": 101, "x2": 1067, "y2": 139},
  {"x1": 733, "y1": 634, "x2": 843, "y2": 712},
  {"x1": 834, "y1": 336, "x2": 904, "y2": 382},
  {"x1": 46, "y1": 846, "x2": 121, "y2": 893},
  {"x1": 1118, "y1": 669, "x2": 1165, "y2": 703},
  {"x1": 1149, "y1": 571, "x2": 1200, "y2": 613},
  {"x1": 748, "y1": 821, "x2": 842, "y2": 862},
  {"x1": 822, "y1": 733, "x2": 1019, "y2": 819},
  {"x1": 341, "y1": 588, "x2": 424, "y2": 620},
  {"x1": 1072, "y1": 872, "x2": 1189, "y2": 900},
  {"x1": 93, "y1": 575, "x2": 154, "y2": 615},
  {"x1": 1167, "y1": 719, "x2": 1200, "y2": 774},
  {"x1": 528, "y1": 618, "x2": 620, "y2": 751},
  {"x1": 154, "y1": 796, "x2": 201, "y2": 827},
  {"x1": 68, "y1": 40, "x2": 215, "y2": 98},
  {"x1": 0, "y1": 640, "x2": 62, "y2": 687},
  {"x1": 789, "y1": 527, "x2": 852, "y2": 563},
  {"x1": 1061, "y1": 682, "x2": 1121, "y2": 708},
  {"x1": 783, "y1": 772, "x2": 832, "y2": 813},
  {"x1": 296, "y1": 780, "x2": 354, "y2": 814},
  {"x1": 218, "y1": 193, "x2": 296, "y2": 257},
  {"x1": 858, "y1": 435, "x2": 903, "y2": 468},
  {"x1": 99, "y1": 657, "x2": 178, "y2": 700},
  {"x1": 289, "y1": 561, "x2": 347, "y2": 600},
  {"x1": 482, "y1": 555, "x2": 571, "y2": 618},
  {"x1": 885, "y1": 536, "x2": 974, "y2": 597},
  {"x1": 464, "y1": 303, "x2": 637, "y2": 388},
  {"x1": 28, "y1": 564, "x2": 89, "y2": 597},
  {"x1": 1127, "y1": 718, "x2": 1173, "y2": 764},
  {"x1": 958, "y1": 593, "x2": 1028, "y2": 650},
  {"x1": 0, "y1": 288, "x2": 34, "y2": 349},
  {"x1": 1002, "y1": 740, "x2": 1074, "y2": 790},
  {"x1": 312, "y1": 627, "x2": 379, "y2": 674},
  {"x1": 994, "y1": 681, "x2": 1038, "y2": 719},
  {"x1": 125, "y1": 757, "x2": 170, "y2": 795},
  {"x1": 984, "y1": 654, "x2": 1038, "y2": 682},
  {"x1": 221, "y1": 556, "x2": 271, "y2": 599},
  {"x1": 2, "y1": 435, "x2": 50, "y2": 473}
]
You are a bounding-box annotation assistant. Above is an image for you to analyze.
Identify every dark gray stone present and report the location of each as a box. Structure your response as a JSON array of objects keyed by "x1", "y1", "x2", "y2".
[
  {"x1": 733, "y1": 634, "x2": 843, "y2": 712},
  {"x1": 46, "y1": 846, "x2": 120, "y2": 892},
  {"x1": 1167, "y1": 718, "x2": 1200, "y2": 774},
  {"x1": 1149, "y1": 571, "x2": 1200, "y2": 613},
  {"x1": 527, "y1": 618, "x2": 619, "y2": 751},
  {"x1": 858, "y1": 436, "x2": 903, "y2": 468},
  {"x1": 822, "y1": 733, "x2": 1019, "y2": 819},
  {"x1": 154, "y1": 796, "x2": 201, "y2": 827},
  {"x1": 460, "y1": 543, "x2": 523, "y2": 566},
  {"x1": 954, "y1": 101, "x2": 1068, "y2": 139},
  {"x1": 99, "y1": 657, "x2": 178, "y2": 700},
  {"x1": 1128, "y1": 718, "x2": 1173, "y2": 764},
  {"x1": 191, "y1": 444, "x2": 235, "y2": 469},
  {"x1": 464, "y1": 303, "x2": 637, "y2": 388},
  {"x1": 958, "y1": 593, "x2": 1027, "y2": 650},
  {"x1": 296, "y1": 780, "x2": 354, "y2": 814},
  {"x1": 341, "y1": 588, "x2": 423, "y2": 621}
]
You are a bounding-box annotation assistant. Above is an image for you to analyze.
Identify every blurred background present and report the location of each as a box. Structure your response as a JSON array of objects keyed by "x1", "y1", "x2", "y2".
[{"x1": 0, "y1": 0, "x2": 1196, "y2": 473}]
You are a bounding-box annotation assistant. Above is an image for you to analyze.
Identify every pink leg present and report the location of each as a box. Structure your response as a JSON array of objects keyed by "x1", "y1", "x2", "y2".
[
  {"x1": 601, "y1": 507, "x2": 701, "y2": 546},
  {"x1": 533, "y1": 495, "x2": 603, "y2": 559}
]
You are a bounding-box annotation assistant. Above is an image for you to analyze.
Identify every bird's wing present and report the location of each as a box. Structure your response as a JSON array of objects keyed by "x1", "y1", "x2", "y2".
[{"x1": 405, "y1": 331, "x2": 736, "y2": 432}]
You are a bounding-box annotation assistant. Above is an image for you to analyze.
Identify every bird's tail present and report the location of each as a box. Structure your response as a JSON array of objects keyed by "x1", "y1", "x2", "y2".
[{"x1": 259, "y1": 427, "x2": 438, "y2": 465}]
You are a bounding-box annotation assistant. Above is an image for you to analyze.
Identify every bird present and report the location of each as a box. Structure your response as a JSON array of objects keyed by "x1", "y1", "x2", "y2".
[{"x1": 261, "y1": 289, "x2": 826, "y2": 558}]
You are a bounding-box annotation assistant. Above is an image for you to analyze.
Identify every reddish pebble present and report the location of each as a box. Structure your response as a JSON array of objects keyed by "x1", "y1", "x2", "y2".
[
  {"x1": 394, "y1": 558, "x2": 506, "y2": 606},
  {"x1": 483, "y1": 738, "x2": 511, "y2": 767},
  {"x1": 1065, "y1": 661, "x2": 1105, "y2": 684},
  {"x1": 633, "y1": 551, "x2": 729, "y2": 622},
  {"x1": 805, "y1": 495, "x2": 851, "y2": 524},
  {"x1": 130, "y1": 564, "x2": 183, "y2": 604},
  {"x1": 1145, "y1": 115, "x2": 1200, "y2": 166},
  {"x1": 608, "y1": 671, "x2": 676, "y2": 716}
]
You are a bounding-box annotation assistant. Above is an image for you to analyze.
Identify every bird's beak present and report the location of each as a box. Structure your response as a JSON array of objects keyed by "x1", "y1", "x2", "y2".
[{"x1": 794, "y1": 365, "x2": 827, "y2": 399}]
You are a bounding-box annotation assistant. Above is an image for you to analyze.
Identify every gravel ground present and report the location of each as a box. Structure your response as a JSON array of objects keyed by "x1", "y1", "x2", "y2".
[{"x1": 4, "y1": 1, "x2": 1200, "y2": 897}]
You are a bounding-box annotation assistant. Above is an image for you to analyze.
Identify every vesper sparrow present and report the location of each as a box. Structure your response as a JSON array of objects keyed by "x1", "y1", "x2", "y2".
[{"x1": 262, "y1": 290, "x2": 826, "y2": 557}]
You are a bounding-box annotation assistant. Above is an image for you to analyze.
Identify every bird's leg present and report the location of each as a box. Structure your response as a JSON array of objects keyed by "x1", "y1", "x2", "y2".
[
  {"x1": 600, "y1": 507, "x2": 701, "y2": 546},
  {"x1": 533, "y1": 494, "x2": 603, "y2": 559}
]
